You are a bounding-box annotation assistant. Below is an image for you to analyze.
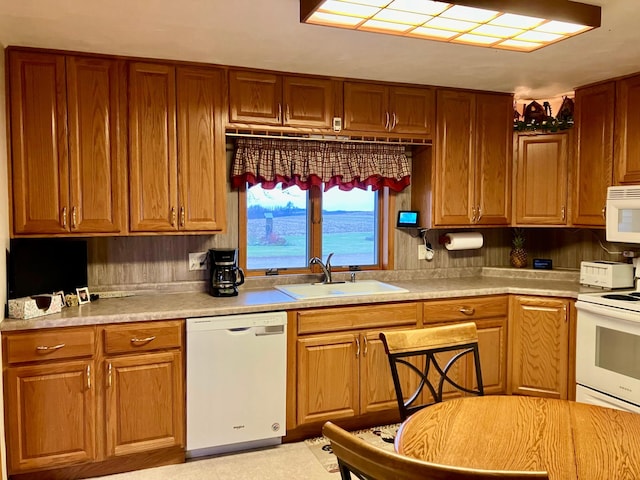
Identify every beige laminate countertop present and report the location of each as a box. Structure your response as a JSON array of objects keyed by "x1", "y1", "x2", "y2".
[{"x1": 1, "y1": 269, "x2": 601, "y2": 332}]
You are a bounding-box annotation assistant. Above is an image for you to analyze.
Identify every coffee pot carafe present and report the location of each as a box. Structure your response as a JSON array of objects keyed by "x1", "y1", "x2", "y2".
[{"x1": 208, "y1": 248, "x2": 245, "y2": 297}]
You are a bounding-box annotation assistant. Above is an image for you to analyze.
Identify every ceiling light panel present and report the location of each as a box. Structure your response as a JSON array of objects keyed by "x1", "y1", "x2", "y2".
[{"x1": 300, "y1": 0, "x2": 601, "y2": 52}]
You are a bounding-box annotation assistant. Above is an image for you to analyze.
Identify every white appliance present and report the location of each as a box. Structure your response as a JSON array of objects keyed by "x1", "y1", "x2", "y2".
[
  {"x1": 186, "y1": 311, "x2": 287, "y2": 457},
  {"x1": 576, "y1": 289, "x2": 640, "y2": 413},
  {"x1": 579, "y1": 260, "x2": 634, "y2": 289},
  {"x1": 606, "y1": 185, "x2": 640, "y2": 243}
]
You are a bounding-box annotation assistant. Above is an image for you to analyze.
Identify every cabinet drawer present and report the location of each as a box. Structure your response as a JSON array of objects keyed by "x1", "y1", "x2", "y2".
[
  {"x1": 102, "y1": 320, "x2": 183, "y2": 354},
  {"x1": 4, "y1": 327, "x2": 95, "y2": 364},
  {"x1": 423, "y1": 296, "x2": 507, "y2": 323},
  {"x1": 297, "y1": 303, "x2": 419, "y2": 335}
]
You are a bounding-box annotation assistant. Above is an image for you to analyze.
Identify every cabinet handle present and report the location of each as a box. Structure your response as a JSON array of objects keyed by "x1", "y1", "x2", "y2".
[
  {"x1": 180, "y1": 206, "x2": 185, "y2": 227},
  {"x1": 459, "y1": 307, "x2": 475, "y2": 316},
  {"x1": 355, "y1": 337, "x2": 360, "y2": 358},
  {"x1": 131, "y1": 336, "x2": 156, "y2": 345},
  {"x1": 471, "y1": 206, "x2": 476, "y2": 223},
  {"x1": 71, "y1": 206, "x2": 77, "y2": 229},
  {"x1": 476, "y1": 205, "x2": 482, "y2": 223},
  {"x1": 392, "y1": 112, "x2": 397, "y2": 129},
  {"x1": 36, "y1": 343, "x2": 65, "y2": 352},
  {"x1": 286, "y1": 104, "x2": 290, "y2": 123},
  {"x1": 385, "y1": 112, "x2": 390, "y2": 131},
  {"x1": 62, "y1": 206, "x2": 67, "y2": 229},
  {"x1": 171, "y1": 207, "x2": 176, "y2": 227},
  {"x1": 602, "y1": 206, "x2": 606, "y2": 220},
  {"x1": 107, "y1": 362, "x2": 112, "y2": 388},
  {"x1": 561, "y1": 206, "x2": 566, "y2": 221},
  {"x1": 87, "y1": 365, "x2": 91, "y2": 389},
  {"x1": 277, "y1": 103, "x2": 282, "y2": 123},
  {"x1": 363, "y1": 336, "x2": 368, "y2": 357}
]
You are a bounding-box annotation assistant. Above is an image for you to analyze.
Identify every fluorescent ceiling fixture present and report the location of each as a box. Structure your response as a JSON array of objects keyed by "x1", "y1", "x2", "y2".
[{"x1": 300, "y1": 0, "x2": 601, "y2": 52}]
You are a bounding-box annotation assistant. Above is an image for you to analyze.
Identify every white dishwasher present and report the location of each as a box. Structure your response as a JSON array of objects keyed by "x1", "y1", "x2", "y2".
[{"x1": 186, "y1": 311, "x2": 287, "y2": 457}]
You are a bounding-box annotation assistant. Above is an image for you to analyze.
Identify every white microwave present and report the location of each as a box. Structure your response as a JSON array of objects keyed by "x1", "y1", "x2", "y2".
[{"x1": 606, "y1": 186, "x2": 640, "y2": 243}]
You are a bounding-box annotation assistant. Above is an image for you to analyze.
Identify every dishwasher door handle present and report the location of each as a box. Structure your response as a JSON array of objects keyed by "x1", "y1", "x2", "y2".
[{"x1": 255, "y1": 325, "x2": 285, "y2": 336}]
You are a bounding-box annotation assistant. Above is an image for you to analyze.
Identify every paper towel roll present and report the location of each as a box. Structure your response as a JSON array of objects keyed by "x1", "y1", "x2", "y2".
[{"x1": 444, "y1": 232, "x2": 483, "y2": 250}]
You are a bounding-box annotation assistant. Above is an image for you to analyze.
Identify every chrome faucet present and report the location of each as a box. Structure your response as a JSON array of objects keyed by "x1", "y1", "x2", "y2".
[{"x1": 309, "y1": 252, "x2": 334, "y2": 284}]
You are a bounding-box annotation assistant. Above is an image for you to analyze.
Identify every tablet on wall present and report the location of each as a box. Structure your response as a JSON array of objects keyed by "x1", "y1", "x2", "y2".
[{"x1": 396, "y1": 210, "x2": 419, "y2": 228}]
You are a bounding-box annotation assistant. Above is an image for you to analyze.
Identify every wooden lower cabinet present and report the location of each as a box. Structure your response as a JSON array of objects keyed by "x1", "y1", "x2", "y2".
[
  {"x1": 291, "y1": 303, "x2": 420, "y2": 429},
  {"x1": 2, "y1": 320, "x2": 185, "y2": 477},
  {"x1": 508, "y1": 296, "x2": 572, "y2": 399}
]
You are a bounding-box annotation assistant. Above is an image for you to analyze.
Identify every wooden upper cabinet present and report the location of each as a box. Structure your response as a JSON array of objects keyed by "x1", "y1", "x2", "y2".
[
  {"x1": 515, "y1": 134, "x2": 569, "y2": 225},
  {"x1": 614, "y1": 74, "x2": 640, "y2": 184},
  {"x1": 67, "y1": 56, "x2": 126, "y2": 234},
  {"x1": 9, "y1": 51, "x2": 69, "y2": 234},
  {"x1": 177, "y1": 67, "x2": 227, "y2": 231},
  {"x1": 9, "y1": 51, "x2": 126, "y2": 236},
  {"x1": 228, "y1": 70, "x2": 335, "y2": 129},
  {"x1": 474, "y1": 93, "x2": 512, "y2": 226},
  {"x1": 573, "y1": 82, "x2": 615, "y2": 226},
  {"x1": 129, "y1": 62, "x2": 178, "y2": 232},
  {"x1": 344, "y1": 81, "x2": 434, "y2": 136},
  {"x1": 433, "y1": 90, "x2": 475, "y2": 225}
]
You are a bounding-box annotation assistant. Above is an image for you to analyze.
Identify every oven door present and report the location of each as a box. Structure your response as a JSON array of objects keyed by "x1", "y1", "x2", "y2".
[{"x1": 576, "y1": 300, "x2": 640, "y2": 407}]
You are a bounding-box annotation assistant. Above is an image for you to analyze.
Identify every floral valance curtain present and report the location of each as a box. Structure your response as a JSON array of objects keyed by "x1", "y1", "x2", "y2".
[{"x1": 231, "y1": 138, "x2": 410, "y2": 192}]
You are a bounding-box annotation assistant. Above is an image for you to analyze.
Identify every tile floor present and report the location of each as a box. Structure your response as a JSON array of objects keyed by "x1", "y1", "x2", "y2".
[{"x1": 91, "y1": 442, "x2": 338, "y2": 480}]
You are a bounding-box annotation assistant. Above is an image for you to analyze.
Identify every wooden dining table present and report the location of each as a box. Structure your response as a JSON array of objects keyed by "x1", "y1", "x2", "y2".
[{"x1": 395, "y1": 395, "x2": 640, "y2": 479}]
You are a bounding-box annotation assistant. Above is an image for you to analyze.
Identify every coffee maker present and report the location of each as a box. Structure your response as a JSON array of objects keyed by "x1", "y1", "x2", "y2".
[{"x1": 208, "y1": 248, "x2": 245, "y2": 297}]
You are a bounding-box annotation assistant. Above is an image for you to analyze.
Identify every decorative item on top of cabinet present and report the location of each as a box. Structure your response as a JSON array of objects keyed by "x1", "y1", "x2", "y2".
[
  {"x1": 614, "y1": 74, "x2": 640, "y2": 184},
  {"x1": 573, "y1": 82, "x2": 614, "y2": 226},
  {"x1": 514, "y1": 133, "x2": 569, "y2": 226},
  {"x1": 228, "y1": 69, "x2": 338, "y2": 130},
  {"x1": 9, "y1": 50, "x2": 126, "y2": 236},
  {"x1": 411, "y1": 90, "x2": 512, "y2": 227},
  {"x1": 508, "y1": 296, "x2": 572, "y2": 399},
  {"x1": 343, "y1": 81, "x2": 434, "y2": 137},
  {"x1": 129, "y1": 62, "x2": 226, "y2": 233}
]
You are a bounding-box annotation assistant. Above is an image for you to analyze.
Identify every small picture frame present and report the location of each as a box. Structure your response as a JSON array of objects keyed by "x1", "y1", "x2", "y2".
[
  {"x1": 76, "y1": 287, "x2": 90, "y2": 305},
  {"x1": 54, "y1": 290, "x2": 66, "y2": 307}
]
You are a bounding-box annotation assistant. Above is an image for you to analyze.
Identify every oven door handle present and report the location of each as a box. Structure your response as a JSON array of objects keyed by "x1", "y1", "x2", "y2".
[{"x1": 576, "y1": 300, "x2": 640, "y2": 324}]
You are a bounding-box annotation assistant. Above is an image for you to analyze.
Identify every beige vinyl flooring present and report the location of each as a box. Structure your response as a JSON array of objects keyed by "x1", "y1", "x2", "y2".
[{"x1": 91, "y1": 442, "x2": 338, "y2": 480}]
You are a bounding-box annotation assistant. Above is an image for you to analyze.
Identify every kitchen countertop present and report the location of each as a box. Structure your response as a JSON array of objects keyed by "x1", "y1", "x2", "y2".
[{"x1": 1, "y1": 268, "x2": 603, "y2": 332}]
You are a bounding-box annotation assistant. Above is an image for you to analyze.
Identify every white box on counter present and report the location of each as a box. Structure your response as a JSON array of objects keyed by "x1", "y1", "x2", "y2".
[
  {"x1": 8, "y1": 294, "x2": 64, "y2": 320},
  {"x1": 580, "y1": 261, "x2": 634, "y2": 289}
]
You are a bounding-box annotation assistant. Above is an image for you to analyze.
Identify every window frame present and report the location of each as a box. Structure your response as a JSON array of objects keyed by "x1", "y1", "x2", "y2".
[{"x1": 238, "y1": 184, "x2": 394, "y2": 276}]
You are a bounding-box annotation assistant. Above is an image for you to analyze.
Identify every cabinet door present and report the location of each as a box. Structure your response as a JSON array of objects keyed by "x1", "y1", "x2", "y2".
[
  {"x1": 509, "y1": 296, "x2": 570, "y2": 399},
  {"x1": 228, "y1": 70, "x2": 282, "y2": 125},
  {"x1": 434, "y1": 90, "x2": 474, "y2": 225},
  {"x1": 474, "y1": 93, "x2": 511, "y2": 226},
  {"x1": 9, "y1": 51, "x2": 70, "y2": 234},
  {"x1": 473, "y1": 317, "x2": 507, "y2": 395},
  {"x1": 129, "y1": 62, "x2": 178, "y2": 232},
  {"x1": 515, "y1": 134, "x2": 568, "y2": 225},
  {"x1": 5, "y1": 360, "x2": 95, "y2": 473},
  {"x1": 177, "y1": 67, "x2": 226, "y2": 231},
  {"x1": 614, "y1": 74, "x2": 640, "y2": 184},
  {"x1": 297, "y1": 333, "x2": 359, "y2": 425},
  {"x1": 389, "y1": 86, "x2": 435, "y2": 136},
  {"x1": 574, "y1": 82, "x2": 614, "y2": 225},
  {"x1": 343, "y1": 82, "x2": 388, "y2": 133},
  {"x1": 67, "y1": 56, "x2": 126, "y2": 234},
  {"x1": 283, "y1": 76, "x2": 335, "y2": 129},
  {"x1": 105, "y1": 351, "x2": 184, "y2": 457}
]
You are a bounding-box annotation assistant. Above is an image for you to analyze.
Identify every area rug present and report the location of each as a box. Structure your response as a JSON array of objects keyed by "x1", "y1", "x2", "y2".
[{"x1": 305, "y1": 424, "x2": 400, "y2": 473}]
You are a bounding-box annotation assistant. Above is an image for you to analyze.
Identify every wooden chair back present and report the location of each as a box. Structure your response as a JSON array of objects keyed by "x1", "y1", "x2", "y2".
[
  {"x1": 322, "y1": 422, "x2": 549, "y2": 480},
  {"x1": 380, "y1": 322, "x2": 484, "y2": 420}
]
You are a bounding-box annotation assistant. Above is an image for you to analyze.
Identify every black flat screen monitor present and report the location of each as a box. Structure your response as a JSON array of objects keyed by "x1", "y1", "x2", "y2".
[
  {"x1": 396, "y1": 210, "x2": 419, "y2": 229},
  {"x1": 7, "y1": 238, "x2": 88, "y2": 299}
]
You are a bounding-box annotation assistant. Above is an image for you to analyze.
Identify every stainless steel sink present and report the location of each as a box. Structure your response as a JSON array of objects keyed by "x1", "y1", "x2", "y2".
[{"x1": 275, "y1": 280, "x2": 408, "y2": 300}]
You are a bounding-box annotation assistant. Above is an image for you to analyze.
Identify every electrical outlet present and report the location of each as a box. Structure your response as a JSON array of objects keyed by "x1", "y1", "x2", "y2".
[
  {"x1": 189, "y1": 252, "x2": 208, "y2": 271},
  {"x1": 418, "y1": 245, "x2": 427, "y2": 260}
]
